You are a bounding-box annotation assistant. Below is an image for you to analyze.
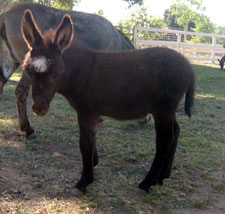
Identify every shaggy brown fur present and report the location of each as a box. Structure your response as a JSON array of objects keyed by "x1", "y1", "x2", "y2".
[{"x1": 22, "y1": 10, "x2": 195, "y2": 192}]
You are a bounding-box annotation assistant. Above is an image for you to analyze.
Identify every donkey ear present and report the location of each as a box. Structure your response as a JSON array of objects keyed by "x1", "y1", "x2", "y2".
[
  {"x1": 52, "y1": 14, "x2": 74, "y2": 53},
  {"x1": 21, "y1": 10, "x2": 42, "y2": 49}
]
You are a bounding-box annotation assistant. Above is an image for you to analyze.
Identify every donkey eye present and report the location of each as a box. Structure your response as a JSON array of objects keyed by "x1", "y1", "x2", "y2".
[{"x1": 51, "y1": 74, "x2": 58, "y2": 81}]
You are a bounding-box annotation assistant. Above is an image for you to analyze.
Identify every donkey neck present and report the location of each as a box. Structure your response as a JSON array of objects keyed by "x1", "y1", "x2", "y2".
[
  {"x1": 57, "y1": 41, "x2": 96, "y2": 97},
  {"x1": 57, "y1": 39, "x2": 137, "y2": 97}
]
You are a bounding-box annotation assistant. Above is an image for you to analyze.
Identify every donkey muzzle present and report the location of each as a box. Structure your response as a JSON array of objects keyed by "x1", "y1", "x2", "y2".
[{"x1": 32, "y1": 102, "x2": 49, "y2": 117}]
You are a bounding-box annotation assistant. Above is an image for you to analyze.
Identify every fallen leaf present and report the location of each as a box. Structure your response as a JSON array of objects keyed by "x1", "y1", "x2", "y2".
[{"x1": 52, "y1": 152, "x2": 63, "y2": 158}]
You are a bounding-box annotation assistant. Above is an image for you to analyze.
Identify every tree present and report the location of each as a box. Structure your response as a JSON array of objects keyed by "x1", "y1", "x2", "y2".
[
  {"x1": 51, "y1": 0, "x2": 79, "y2": 10},
  {"x1": 189, "y1": 15, "x2": 215, "y2": 44},
  {"x1": 193, "y1": 15, "x2": 215, "y2": 33},
  {"x1": 38, "y1": 0, "x2": 80, "y2": 10},
  {"x1": 119, "y1": 7, "x2": 165, "y2": 28},
  {"x1": 215, "y1": 26, "x2": 225, "y2": 45},
  {"x1": 164, "y1": 0, "x2": 205, "y2": 31},
  {"x1": 118, "y1": 7, "x2": 165, "y2": 41},
  {"x1": 164, "y1": 7, "x2": 183, "y2": 30},
  {"x1": 164, "y1": 0, "x2": 219, "y2": 44}
]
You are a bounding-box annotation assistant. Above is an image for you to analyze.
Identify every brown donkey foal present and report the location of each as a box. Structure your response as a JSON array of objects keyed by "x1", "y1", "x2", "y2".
[{"x1": 21, "y1": 10, "x2": 195, "y2": 192}]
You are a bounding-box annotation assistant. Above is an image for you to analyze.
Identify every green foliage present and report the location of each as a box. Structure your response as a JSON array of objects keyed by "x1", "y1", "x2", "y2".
[
  {"x1": 167, "y1": 1, "x2": 203, "y2": 31},
  {"x1": 162, "y1": 0, "x2": 219, "y2": 44},
  {"x1": 164, "y1": 7, "x2": 183, "y2": 30},
  {"x1": 193, "y1": 15, "x2": 215, "y2": 33},
  {"x1": 118, "y1": 7, "x2": 165, "y2": 40},
  {"x1": 97, "y1": 9, "x2": 104, "y2": 17},
  {"x1": 215, "y1": 26, "x2": 225, "y2": 45},
  {"x1": 164, "y1": 0, "x2": 209, "y2": 32},
  {"x1": 215, "y1": 26, "x2": 225, "y2": 35},
  {"x1": 189, "y1": 15, "x2": 215, "y2": 44},
  {"x1": 119, "y1": 7, "x2": 165, "y2": 28},
  {"x1": 50, "y1": 0, "x2": 80, "y2": 10},
  {"x1": 175, "y1": 0, "x2": 206, "y2": 11},
  {"x1": 38, "y1": 0, "x2": 80, "y2": 10}
]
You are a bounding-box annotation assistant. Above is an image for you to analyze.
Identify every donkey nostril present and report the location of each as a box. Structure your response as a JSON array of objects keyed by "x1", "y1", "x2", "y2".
[
  {"x1": 32, "y1": 103, "x2": 48, "y2": 116},
  {"x1": 40, "y1": 109, "x2": 47, "y2": 115}
]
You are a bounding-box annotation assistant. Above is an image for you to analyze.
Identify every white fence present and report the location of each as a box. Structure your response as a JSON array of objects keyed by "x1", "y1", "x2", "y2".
[{"x1": 133, "y1": 26, "x2": 225, "y2": 63}]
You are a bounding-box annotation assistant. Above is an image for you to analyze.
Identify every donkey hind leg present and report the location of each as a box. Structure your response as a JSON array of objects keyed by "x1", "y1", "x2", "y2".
[
  {"x1": 138, "y1": 116, "x2": 175, "y2": 192},
  {"x1": 93, "y1": 144, "x2": 99, "y2": 167},
  {"x1": 15, "y1": 72, "x2": 36, "y2": 140},
  {"x1": 158, "y1": 118, "x2": 180, "y2": 185},
  {"x1": 75, "y1": 114, "x2": 99, "y2": 192}
]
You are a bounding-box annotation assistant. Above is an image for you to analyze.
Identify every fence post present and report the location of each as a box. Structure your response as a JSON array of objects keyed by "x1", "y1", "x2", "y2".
[
  {"x1": 212, "y1": 35, "x2": 216, "y2": 63},
  {"x1": 119, "y1": 24, "x2": 122, "y2": 32},
  {"x1": 133, "y1": 26, "x2": 137, "y2": 48},
  {"x1": 177, "y1": 33, "x2": 182, "y2": 54}
]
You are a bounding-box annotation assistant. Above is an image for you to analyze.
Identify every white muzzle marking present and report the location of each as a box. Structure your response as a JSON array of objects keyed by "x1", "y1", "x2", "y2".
[{"x1": 31, "y1": 57, "x2": 48, "y2": 73}]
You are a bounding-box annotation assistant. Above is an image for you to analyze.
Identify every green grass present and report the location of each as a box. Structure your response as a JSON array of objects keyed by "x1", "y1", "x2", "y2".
[{"x1": 0, "y1": 64, "x2": 225, "y2": 213}]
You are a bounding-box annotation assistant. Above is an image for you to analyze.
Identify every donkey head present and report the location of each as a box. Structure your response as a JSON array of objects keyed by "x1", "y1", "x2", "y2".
[
  {"x1": 21, "y1": 10, "x2": 73, "y2": 116},
  {"x1": 218, "y1": 58, "x2": 224, "y2": 71}
]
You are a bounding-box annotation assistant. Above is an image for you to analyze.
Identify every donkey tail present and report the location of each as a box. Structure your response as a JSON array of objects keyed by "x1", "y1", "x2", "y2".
[{"x1": 184, "y1": 77, "x2": 195, "y2": 118}]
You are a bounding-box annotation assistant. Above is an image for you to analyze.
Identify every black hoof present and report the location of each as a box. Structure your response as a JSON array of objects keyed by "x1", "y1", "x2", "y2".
[
  {"x1": 158, "y1": 179, "x2": 164, "y2": 186},
  {"x1": 93, "y1": 156, "x2": 99, "y2": 167},
  {"x1": 26, "y1": 133, "x2": 37, "y2": 140},
  {"x1": 75, "y1": 177, "x2": 93, "y2": 193},
  {"x1": 75, "y1": 181, "x2": 88, "y2": 193},
  {"x1": 158, "y1": 172, "x2": 170, "y2": 186},
  {"x1": 136, "y1": 188, "x2": 149, "y2": 195},
  {"x1": 138, "y1": 181, "x2": 150, "y2": 193}
]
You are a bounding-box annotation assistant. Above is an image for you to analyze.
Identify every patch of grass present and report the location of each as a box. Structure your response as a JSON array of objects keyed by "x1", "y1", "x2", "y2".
[
  {"x1": 214, "y1": 183, "x2": 225, "y2": 192},
  {"x1": 190, "y1": 199, "x2": 213, "y2": 209},
  {"x1": 12, "y1": 204, "x2": 30, "y2": 214}
]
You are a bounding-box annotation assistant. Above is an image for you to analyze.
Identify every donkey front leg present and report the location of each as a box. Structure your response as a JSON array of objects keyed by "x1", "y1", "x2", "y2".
[
  {"x1": 75, "y1": 114, "x2": 99, "y2": 192},
  {"x1": 139, "y1": 116, "x2": 175, "y2": 192},
  {"x1": 15, "y1": 71, "x2": 36, "y2": 139}
]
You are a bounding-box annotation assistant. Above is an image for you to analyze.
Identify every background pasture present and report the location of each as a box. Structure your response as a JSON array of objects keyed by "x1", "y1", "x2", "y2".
[{"x1": 0, "y1": 64, "x2": 225, "y2": 214}]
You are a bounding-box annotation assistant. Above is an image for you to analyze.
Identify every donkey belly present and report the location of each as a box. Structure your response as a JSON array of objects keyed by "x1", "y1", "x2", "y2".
[
  {"x1": 103, "y1": 109, "x2": 150, "y2": 121},
  {"x1": 98, "y1": 96, "x2": 151, "y2": 120}
]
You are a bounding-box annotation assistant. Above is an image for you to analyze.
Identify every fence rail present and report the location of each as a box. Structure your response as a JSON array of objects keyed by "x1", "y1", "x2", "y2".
[{"x1": 133, "y1": 26, "x2": 225, "y2": 63}]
